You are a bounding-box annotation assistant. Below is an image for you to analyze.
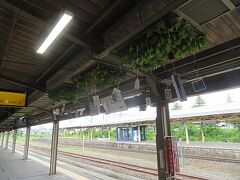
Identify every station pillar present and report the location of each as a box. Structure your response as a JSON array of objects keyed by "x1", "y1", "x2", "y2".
[
  {"x1": 108, "y1": 126, "x2": 111, "y2": 142},
  {"x1": 116, "y1": 128, "x2": 118, "y2": 141},
  {"x1": 90, "y1": 128, "x2": 93, "y2": 140},
  {"x1": 1, "y1": 132, "x2": 5, "y2": 147},
  {"x1": 88, "y1": 129, "x2": 90, "y2": 139},
  {"x1": 184, "y1": 122, "x2": 189, "y2": 144},
  {"x1": 12, "y1": 129, "x2": 17, "y2": 153},
  {"x1": 200, "y1": 126, "x2": 205, "y2": 142},
  {"x1": 138, "y1": 126, "x2": 141, "y2": 142},
  {"x1": 147, "y1": 78, "x2": 173, "y2": 180},
  {"x1": 49, "y1": 118, "x2": 59, "y2": 175},
  {"x1": 153, "y1": 125, "x2": 156, "y2": 140},
  {"x1": 23, "y1": 126, "x2": 31, "y2": 159},
  {"x1": 5, "y1": 131, "x2": 10, "y2": 150},
  {"x1": 156, "y1": 100, "x2": 173, "y2": 179}
]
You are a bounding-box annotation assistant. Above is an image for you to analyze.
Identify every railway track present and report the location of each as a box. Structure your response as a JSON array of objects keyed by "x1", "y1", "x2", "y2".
[
  {"x1": 60, "y1": 143, "x2": 240, "y2": 164},
  {"x1": 184, "y1": 154, "x2": 240, "y2": 164},
  {"x1": 18, "y1": 145, "x2": 207, "y2": 180},
  {"x1": 32, "y1": 140, "x2": 240, "y2": 164}
]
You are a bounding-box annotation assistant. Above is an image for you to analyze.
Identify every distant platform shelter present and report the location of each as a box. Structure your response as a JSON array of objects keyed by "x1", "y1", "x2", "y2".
[{"x1": 116, "y1": 126, "x2": 146, "y2": 142}]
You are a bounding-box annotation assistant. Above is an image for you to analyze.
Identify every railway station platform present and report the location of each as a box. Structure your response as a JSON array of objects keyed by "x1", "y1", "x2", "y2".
[{"x1": 0, "y1": 148, "x2": 73, "y2": 180}]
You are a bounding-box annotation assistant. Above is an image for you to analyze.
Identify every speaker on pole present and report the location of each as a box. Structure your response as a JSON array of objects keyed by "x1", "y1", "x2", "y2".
[{"x1": 171, "y1": 74, "x2": 187, "y2": 102}]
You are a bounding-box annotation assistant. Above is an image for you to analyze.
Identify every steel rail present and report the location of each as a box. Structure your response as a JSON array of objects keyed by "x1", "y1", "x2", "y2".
[{"x1": 16, "y1": 145, "x2": 207, "y2": 180}]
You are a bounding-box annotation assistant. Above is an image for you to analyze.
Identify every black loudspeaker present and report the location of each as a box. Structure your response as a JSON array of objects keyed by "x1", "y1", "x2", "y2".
[{"x1": 171, "y1": 74, "x2": 187, "y2": 102}]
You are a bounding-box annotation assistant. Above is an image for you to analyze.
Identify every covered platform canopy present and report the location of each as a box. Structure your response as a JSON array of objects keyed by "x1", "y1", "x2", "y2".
[
  {"x1": 0, "y1": 0, "x2": 239, "y2": 129},
  {"x1": 0, "y1": 0, "x2": 240, "y2": 179}
]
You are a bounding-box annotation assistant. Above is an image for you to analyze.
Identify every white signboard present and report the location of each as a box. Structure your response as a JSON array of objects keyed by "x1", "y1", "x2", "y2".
[
  {"x1": 145, "y1": 97, "x2": 152, "y2": 106},
  {"x1": 101, "y1": 88, "x2": 127, "y2": 114},
  {"x1": 134, "y1": 77, "x2": 140, "y2": 90},
  {"x1": 164, "y1": 89, "x2": 172, "y2": 101}
]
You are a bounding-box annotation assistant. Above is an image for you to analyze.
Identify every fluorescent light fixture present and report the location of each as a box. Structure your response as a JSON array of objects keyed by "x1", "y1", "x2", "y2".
[{"x1": 37, "y1": 12, "x2": 73, "y2": 54}]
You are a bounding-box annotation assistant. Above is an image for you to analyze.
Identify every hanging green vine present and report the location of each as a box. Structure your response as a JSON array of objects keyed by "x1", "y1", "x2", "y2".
[
  {"x1": 48, "y1": 84, "x2": 78, "y2": 101},
  {"x1": 72, "y1": 64, "x2": 121, "y2": 93},
  {"x1": 48, "y1": 65, "x2": 122, "y2": 102},
  {"x1": 118, "y1": 13, "x2": 208, "y2": 72}
]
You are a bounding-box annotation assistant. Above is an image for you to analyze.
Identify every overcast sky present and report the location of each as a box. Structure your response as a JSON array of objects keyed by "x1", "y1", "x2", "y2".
[{"x1": 175, "y1": 87, "x2": 240, "y2": 109}]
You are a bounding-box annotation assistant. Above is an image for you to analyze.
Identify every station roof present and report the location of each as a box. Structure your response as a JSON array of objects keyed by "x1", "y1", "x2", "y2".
[
  {"x1": 0, "y1": 0, "x2": 240, "y2": 130},
  {"x1": 171, "y1": 103, "x2": 240, "y2": 119}
]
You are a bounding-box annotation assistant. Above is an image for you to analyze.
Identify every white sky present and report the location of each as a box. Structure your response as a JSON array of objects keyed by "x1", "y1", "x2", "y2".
[
  {"x1": 31, "y1": 87, "x2": 240, "y2": 130},
  {"x1": 171, "y1": 87, "x2": 240, "y2": 109}
]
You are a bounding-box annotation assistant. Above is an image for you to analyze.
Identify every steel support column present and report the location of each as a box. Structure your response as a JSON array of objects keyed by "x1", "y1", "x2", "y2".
[
  {"x1": 1, "y1": 132, "x2": 5, "y2": 147},
  {"x1": 5, "y1": 131, "x2": 10, "y2": 150},
  {"x1": 108, "y1": 126, "x2": 111, "y2": 142},
  {"x1": 90, "y1": 129, "x2": 93, "y2": 140},
  {"x1": 138, "y1": 126, "x2": 141, "y2": 142},
  {"x1": 156, "y1": 98, "x2": 173, "y2": 180},
  {"x1": 200, "y1": 125, "x2": 205, "y2": 142},
  {"x1": 12, "y1": 129, "x2": 17, "y2": 153},
  {"x1": 156, "y1": 100, "x2": 172, "y2": 180},
  {"x1": 88, "y1": 129, "x2": 90, "y2": 139},
  {"x1": 116, "y1": 128, "x2": 118, "y2": 141},
  {"x1": 23, "y1": 126, "x2": 31, "y2": 159},
  {"x1": 49, "y1": 120, "x2": 59, "y2": 175},
  {"x1": 147, "y1": 77, "x2": 173, "y2": 180}
]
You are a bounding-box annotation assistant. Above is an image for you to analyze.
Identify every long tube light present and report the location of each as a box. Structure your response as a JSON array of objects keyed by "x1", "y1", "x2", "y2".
[{"x1": 37, "y1": 12, "x2": 73, "y2": 54}]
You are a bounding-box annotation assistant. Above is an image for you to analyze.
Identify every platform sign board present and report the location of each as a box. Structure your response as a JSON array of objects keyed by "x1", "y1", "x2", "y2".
[
  {"x1": 0, "y1": 91, "x2": 26, "y2": 107},
  {"x1": 192, "y1": 78, "x2": 206, "y2": 92},
  {"x1": 101, "y1": 88, "x2": 127, "y2": 114},
  {"x1": 165, "y1": 136, "x2": 180, "y2": 173}
]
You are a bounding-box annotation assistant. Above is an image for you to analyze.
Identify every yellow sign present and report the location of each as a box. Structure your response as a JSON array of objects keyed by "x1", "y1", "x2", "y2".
[{"x1": 0, "y1": 91, "x2": 26, "y2": 107}]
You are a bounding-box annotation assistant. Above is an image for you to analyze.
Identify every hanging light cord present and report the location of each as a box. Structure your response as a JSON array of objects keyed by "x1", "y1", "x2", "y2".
[
  {"x1": 193, "y1": 54, "x2": 199, "y2": 78},
  {"x1": 193, "y1": 41, "x2": 199, "y2": 79},
  {"x1": 137, "y1": 0, "x2": 143, "y2": 25}
]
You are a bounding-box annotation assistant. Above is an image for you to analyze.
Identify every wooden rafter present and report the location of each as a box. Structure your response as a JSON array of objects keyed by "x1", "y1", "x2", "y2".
[{"x1": 0, "y1": 7, "x2": 19, "y2": 71}]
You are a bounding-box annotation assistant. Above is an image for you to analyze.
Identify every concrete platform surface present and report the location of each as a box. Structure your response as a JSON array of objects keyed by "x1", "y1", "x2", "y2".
[{"x1": 0, "y1": 148, "x2": 73, "y2": 180}]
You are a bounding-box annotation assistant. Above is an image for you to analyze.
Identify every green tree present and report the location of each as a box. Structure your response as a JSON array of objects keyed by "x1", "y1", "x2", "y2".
[
  {"x1": 171, "y1": 123, "x2": 240, "y2": 143},
  {"x1": 192, "y1": 95, "x2": 205, "y2": 108},
  {"x1": 171, "y1": 102, "x2": 182, "y2": 110}
]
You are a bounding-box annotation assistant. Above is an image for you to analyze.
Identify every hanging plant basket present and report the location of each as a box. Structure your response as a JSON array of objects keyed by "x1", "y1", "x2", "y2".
[
  {"x1": 48, "y1": 83, "x2": 78, "y2": 102},
  {"x1": 117, "y1": 13, "x2": 208, "y2": 72},
  {"x1": 48, "y1": 65, "x2": 122, "y2": 102},
  {"x1": 72, "y1": 64, "x2": 121, "y2": 94}
]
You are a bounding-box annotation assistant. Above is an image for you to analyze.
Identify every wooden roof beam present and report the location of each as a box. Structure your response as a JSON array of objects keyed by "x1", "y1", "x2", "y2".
[
  {"x1": 0, "y1": 74, "x2": 45, "y2": 92},
  {"x1": 83, "y1": 0, "x2": 123, "y2": 35},
  {"x1": 0, "y1": 5, "x2": 19, "y2": 71},
  {"x1": 0, "y1": 0, "x2": 91, "y2": 49},
  {"x1": 96, "y1": 0, "x2": 188, "y2": 59},
  {"x1": 153, "y1": 37, "x2": 240, "y2": 77}
]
